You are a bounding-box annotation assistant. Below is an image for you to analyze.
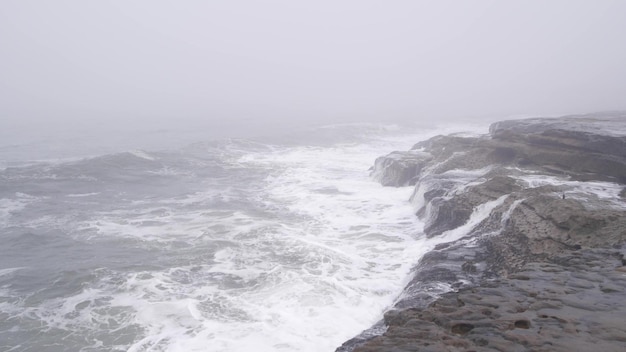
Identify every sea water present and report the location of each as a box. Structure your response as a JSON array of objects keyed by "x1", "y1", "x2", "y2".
[{"x1": 0, "y1": 121, "x2": 486, "y2": 352}]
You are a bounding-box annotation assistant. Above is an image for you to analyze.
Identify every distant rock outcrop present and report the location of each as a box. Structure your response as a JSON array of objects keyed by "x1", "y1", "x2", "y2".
[{"x1": 337, "y1": 112, "x2": 626, "y2": 352}]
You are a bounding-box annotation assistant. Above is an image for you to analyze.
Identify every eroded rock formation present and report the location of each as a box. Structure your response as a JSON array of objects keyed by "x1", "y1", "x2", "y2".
[{"x1": 337, "y1": 113, "x2": 626, "y2": 352}]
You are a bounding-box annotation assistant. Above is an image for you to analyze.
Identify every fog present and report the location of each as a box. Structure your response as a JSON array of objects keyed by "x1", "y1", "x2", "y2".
[{"x1": 2, "y1": 0, "x2": 626, "y2": 143}]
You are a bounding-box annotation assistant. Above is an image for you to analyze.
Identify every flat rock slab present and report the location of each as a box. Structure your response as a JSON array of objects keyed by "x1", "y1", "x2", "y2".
[{"x1": 355, "y1": 247, "x2": 626, "y2": 352}]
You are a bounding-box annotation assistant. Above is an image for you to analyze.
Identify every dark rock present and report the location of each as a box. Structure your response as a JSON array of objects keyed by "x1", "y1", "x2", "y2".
[
  {"x1": 450, "y1": 322, "x2": 475, "y2": 335},
  {"x1": 513, "y1": 320, "x2": 530, "y2": 329},
  {"x1": 371, "y1": 151, "x2": 433, "y2": 187},
  {"x1": 339, "y1": 113, "x2": 626, "y2": 352},
  {"x1": 352, "y1": 247, "x2": 626, "y2": 352},
  {"x1": 423, "y1": 196, "x2": 474, "y2": 237}
]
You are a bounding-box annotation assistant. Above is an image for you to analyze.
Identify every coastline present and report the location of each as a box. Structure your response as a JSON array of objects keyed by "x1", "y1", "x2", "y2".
[{"x1": 337, "y1": 112, "x2": 626, "y2": 351}]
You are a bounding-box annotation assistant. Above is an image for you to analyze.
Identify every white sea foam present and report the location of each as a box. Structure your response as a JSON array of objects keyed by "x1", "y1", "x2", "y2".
[
  {"x1": 0, "y1": 193, "x2": 39, "y2": 227},
  {"x1": 1, "y1": 122, "x2": 498, "y2": 352},
  {"x1": 66, "y1": 192, "x2": 100, "y2": 198},
  {"x1": 129, "y1": 150, "x2": 156, "y2": 161},
  {"x1": 66, "y1": 127, "x2": 445, "y2": 351},
  {"x1": 516, "y1": 174, "x2": 626, "y2": 209},
  {"x1": 500, "y1": 198, "x2": 525, "y2": 226},
  {"x1": 0, "y1": 267, "x2": 25, "y2": 278},
  {"x1": 391, "y1": 196, "x2": 509, "y2": 305},
  {"x1": 410, "y1": 166, "x2": 494, "y2": 229},
  {"x1": 435, "y1": 194, "x2": 509, "y2": 244}
]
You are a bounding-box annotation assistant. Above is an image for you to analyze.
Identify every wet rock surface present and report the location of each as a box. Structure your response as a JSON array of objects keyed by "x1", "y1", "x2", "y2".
[
  {"x1": 371, "y1": 151, "x2": 433, "y2": 187},
  {"x1": 355, "y1": 247, "x2": 626, "y2": 352},
  {"x1": 338, "y1": 113, "x2": 626, "y2": 352}
]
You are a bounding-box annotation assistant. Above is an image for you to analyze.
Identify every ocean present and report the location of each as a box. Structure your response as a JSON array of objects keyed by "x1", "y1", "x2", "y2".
[{"x1": 0, "y1": 120, "x2": 487, "y2": 352}]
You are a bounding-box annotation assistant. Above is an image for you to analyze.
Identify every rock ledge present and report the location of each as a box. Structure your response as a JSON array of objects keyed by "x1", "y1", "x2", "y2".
[{"x1": 337, "y1": 113, "x2": 626, "y2": 352}]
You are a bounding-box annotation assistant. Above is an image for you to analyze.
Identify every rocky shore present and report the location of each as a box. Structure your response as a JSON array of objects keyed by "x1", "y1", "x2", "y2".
[{"x1": 337, "y1": 112, "x2": 626, "y2": 351}]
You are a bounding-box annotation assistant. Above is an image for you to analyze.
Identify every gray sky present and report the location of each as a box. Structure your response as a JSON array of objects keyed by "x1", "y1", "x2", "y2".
[{"x1": 2, "y1": 0, "x2": 626, "y2": 127}]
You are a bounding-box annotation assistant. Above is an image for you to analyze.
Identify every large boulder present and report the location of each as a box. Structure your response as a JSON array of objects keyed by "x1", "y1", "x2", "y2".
[{"x1": 371, "y1": 150, "x2": 432, "y2": 187}]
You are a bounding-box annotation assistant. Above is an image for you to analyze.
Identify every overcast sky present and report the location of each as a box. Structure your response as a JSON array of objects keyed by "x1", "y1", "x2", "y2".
[{"x1": 2, "y1": 0, "x2": 626, "y2": 128}]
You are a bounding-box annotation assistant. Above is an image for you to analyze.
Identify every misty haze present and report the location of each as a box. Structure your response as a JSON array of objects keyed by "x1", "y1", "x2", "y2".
[{"x1": 1, "y1": 1, "x2": 626, "y2": 352}]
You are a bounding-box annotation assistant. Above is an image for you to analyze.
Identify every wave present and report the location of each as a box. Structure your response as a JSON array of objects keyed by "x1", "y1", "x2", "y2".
[{"x1": 0, "y1": 122, "x2": 495, "y2": 352}]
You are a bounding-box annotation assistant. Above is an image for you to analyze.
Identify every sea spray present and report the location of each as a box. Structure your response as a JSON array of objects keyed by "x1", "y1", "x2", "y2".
[{"x1": 1, "y1": 122, "x2": 493, "y2": 352}]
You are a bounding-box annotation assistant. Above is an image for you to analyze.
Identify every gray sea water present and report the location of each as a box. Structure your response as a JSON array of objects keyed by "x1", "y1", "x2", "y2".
[{"x1": 0, "y1": 121, "x2": 486, "y2": 352}]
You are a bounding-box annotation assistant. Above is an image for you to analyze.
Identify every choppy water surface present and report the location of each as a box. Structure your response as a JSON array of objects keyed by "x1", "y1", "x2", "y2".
[{"x1": 0, "y1": 122, "x2": 482, "y2": 352}]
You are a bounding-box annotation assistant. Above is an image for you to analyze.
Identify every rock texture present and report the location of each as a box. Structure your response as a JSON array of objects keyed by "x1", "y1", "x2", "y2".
[
  {"x1": 371, "y1": 151, "x2": 433, "y2": 187},
  {"x1": 337, "y1": 113, "x2": 626, "y2": 352},
  {"x1": 355, "y1": 247, "x2": 626, "y2": 352}
]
